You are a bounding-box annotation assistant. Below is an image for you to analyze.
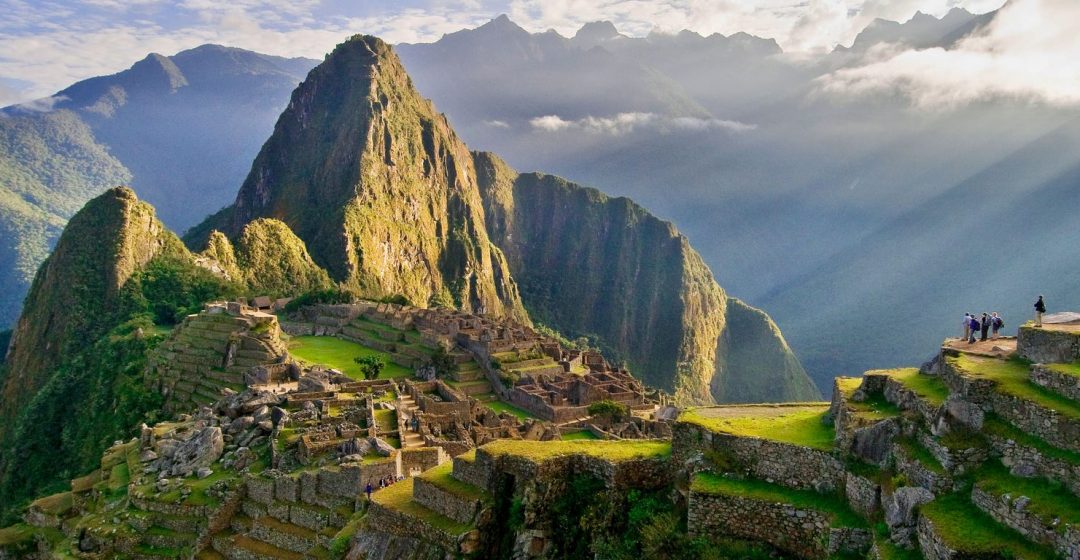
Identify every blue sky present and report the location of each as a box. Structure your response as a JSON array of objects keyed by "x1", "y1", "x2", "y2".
[{"x1": 0, "y1": 0, "x2": 1018, "y2": 106}]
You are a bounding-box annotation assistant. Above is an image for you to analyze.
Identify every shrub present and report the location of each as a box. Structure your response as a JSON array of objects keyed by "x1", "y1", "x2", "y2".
[
  {"x1": 429, "y1": 345, "x2": 457, "y2": 379},
  {"x1": 587, "y1": 400, "x2": 630, "y2": 422},
  {"x1": 282, "y1": 288, "x2": 355, "y2": 313},
  {"x1": 354, "y1": 356, "x2": 385, "y2": 380}
]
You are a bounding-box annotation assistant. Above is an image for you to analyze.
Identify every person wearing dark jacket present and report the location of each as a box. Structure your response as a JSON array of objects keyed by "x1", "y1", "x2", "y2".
[
  {"x1": 980, "y1": 313, "x2": 991, "y2": 341},
  {"x1": 969, "y1": 315, "x2": 980, "y2": 343},
  {"x1": 1035, "y1": 295, "x2": 1046, "y2": 327}
]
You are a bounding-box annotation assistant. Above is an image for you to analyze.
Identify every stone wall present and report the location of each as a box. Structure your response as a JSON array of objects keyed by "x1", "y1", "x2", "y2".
[
  {"x1": 844, "y1": 473, "x2": 881, "y2": 518},
  {"x1": 989, "y1": 433, "x2": 1080, "y2": 496},
  {"x1": 1030, "y1": 364, "x2": 1080, "y2": 403},
  {"x1": 1018, "y1": 326, "x2": 1080, "y2": 364},
  {"x1": 687, "y1": 490, "x2": 871, "y2": 559},
  {"x1": 971, "y1": 486, "x2": 1080, "y2": 558},
  {"x1": 400, "y1": 447, "x2": 447, "y2": 476},
  {"x1": 673, "y1": 422, "x2": 847, "y2": 492},
  {"x1": 942, "y1": 358, "x2": 1080, "y2": 454}
]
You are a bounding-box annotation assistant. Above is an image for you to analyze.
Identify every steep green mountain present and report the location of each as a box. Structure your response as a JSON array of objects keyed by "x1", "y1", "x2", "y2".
[
  {"x1": 188, "y1": 36, "x2": 528, "y2": 322},
  {"x1": 474, "y1": 152, "x2": 818, "y2": 403},
  {"x1": 191, "y1": 35, "x2": 815, "y2": 404},
  {"x1": 0, "y1": 187, "x2": 238, "y2": 522},
  {"x1": 0, "y1": 45, "x2": 317, "y2": 328}
]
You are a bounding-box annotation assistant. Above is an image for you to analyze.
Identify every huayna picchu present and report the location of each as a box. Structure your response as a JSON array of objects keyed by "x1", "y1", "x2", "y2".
[{"x1": 3, "y1": 32, "x2": 1074, "y2": 560}]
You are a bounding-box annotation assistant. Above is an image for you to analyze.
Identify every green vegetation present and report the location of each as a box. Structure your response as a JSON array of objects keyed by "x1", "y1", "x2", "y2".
[
  {"x1": 482, "y1": 439, "x2": 671, "y2": 463},
  {"x1": 354, "y1": 355, "x2": 385, "y2": 380},
  {"x1": 982, "y1": 414, "x2": 1080, "y2": 464},
  {"x1": 373, "y1": 409, "x2": 397, "y2": 434},
  {"x1": 561, "y1": 430, "x2": 600, "y2": 441},
  {"x1": 920, "y1": 492, "x2": 1054, "y2": 559},
  {"x1": 418, "y1": 463, "x2": 490, "y2": 503},
  {"x1": 587, "y1": 399, "x2": 631, "y2": 422},
  {"x1": 372, "y1": 478, "x2": 471, "y2": 534},
  {"x1": 288, "y1": 336, "x2": 411, "y2": 379},
  {"x1": 232, "y1": 218, "x2": 334, "y2": 297},
  {"x1": 679, "y1": 405, "x2": 835, "y2": 450},
  {"x1": 880, "y1": 368, "x2": 949, "y2": 407},
  {"x1": 690, "y1": 473, "x2": 865, "y2": 528},
  {"x1": 950, "y1": 355, "x2": 1080, "y2": 419},
  {"x1": 282, "y1": 288, "x2": 356, "y2": 313},
  {"x1": 895, "y1": 437, "x2": 945, "y2": 474},
  {"x1": 1046, "y1": 361, "x2": 1080, "y2": 379},
  {"x1": 874, "y1": 538, "x2": 924, "y2": 560},
  {"x1": 125, "y1": 255, "x2": 242, "y2": 324},
  {"x1": 976, "y1": 459, "x2": 1080, "y2": 531},
  {"x1": 484, "y1": 400, "x2": 538, "y2": 420}
]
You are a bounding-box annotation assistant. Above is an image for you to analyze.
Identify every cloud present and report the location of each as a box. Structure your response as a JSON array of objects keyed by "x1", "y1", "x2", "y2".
[
  {"x1": 529, "y1": 112, "x2": 756, "y2": 135},
  {"x1": 816, "y1": 0, "x2": 1080, "y2": 108},
  {"x1": 483, "y1": 119, "x2": 511, "y2": 128},
  {"x1": 8, "y1": 94, "x2": 69, "y2": 113}
]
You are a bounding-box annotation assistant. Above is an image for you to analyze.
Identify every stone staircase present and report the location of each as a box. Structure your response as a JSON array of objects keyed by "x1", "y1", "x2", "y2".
[{"x1": 397, "y1": 393, "x2": 425, "y2": 449}]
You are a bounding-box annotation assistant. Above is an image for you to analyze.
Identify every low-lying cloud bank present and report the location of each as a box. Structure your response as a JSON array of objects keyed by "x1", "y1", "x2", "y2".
[
  {"x1": 528, "y1": 112, "x2": 757, "y2": 135},
  {"x1": 818, "y1": 0, "x2": 1080, "y2": 108}
]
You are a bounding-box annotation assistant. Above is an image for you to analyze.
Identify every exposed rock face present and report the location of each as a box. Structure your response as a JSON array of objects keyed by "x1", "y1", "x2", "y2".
[
  {"x1": 189, "y1": 36, "x2": 527, "y2": 321},
  {"x1": 475, "y1": 152, "x2": 818, "y2": 404},
  {"x1": 157, "y1": 426, "x2": 224, "y2": 477},
  {"x1": 0, "y1": 187, "x2": 177, "y2": 438}
]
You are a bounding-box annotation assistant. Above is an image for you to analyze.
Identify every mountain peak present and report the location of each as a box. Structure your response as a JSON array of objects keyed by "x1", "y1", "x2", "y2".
[
  {"x1": 574, "y1": 20, "x2": 621, "y2": 40},
  {"x1": 477, "y1": 14, "x2": 526, "y2": 35}
]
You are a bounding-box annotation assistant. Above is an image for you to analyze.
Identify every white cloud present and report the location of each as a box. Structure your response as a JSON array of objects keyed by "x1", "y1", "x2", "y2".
[
  {"x1": 8, "y1": 94, "x2": 69, "y2": 113},
  {"x1": 817, "y1": 0, "x2": 1080, "y2": 108},
  {"x1": 483, "y1": 119, "x2": 511, "y2": 128},
  {"x1": 529, "y1": 112, "x2": 756, "y2": 135}
]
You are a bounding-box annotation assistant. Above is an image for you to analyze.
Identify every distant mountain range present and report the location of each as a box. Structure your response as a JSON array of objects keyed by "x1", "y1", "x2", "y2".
[
  {"x1": 4, "y1": 6, "x2": 1077, "y2": 392},
  {"x1": 0, "y1": 45, "x2": 317, "y2": 326}
]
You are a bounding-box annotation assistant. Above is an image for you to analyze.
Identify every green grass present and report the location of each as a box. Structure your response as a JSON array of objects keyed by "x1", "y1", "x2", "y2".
[
  {"x1": 976, "y1": 459, "x2": 1080, "y2": 531},
  {"x1": 847, "y1": 392, "x2": 901, "y2": 420},
  {"x1": 481, "y1": 439, "x2": 671, "y2": 463},
  {"x1": 920, "y1": 492, "x2": 1054, "y2": 559},
  {"x1": 373, "y1": 409, "x2": 397, "y2": 433},
  {"x1": 483, "y1": 400, "x2": 538, "y2": 420},
  {"x1": 950, "y1": 355, "x2": 1080, "y2": 420},
  {"x1": 1046, "y1": 361, "x2": 1080, "y2": 379},
  {"x1": 288, "y1": 336, "x2": 412, "y2": 380},
  {"x1": 0, "y1": 524, "x2": 36, "y2": 547},
  {"x1": 895, "y1": 437, "x2": 945, "y2": 474},
  {"x1": 561, "y1": 430, "x2": 600, "y2": 441},
  {"x1": 690, "y1": 473, "x2": 865, "y2": 527},
  {"x1": 372, "y1": 478, "x2": 472, "y2": 534},
  {"x1": 30, "y1": 492, "x2": 74, "y2": 516},
  {"x1": 982, "y1": 414, "x2": 1080, "y2": 465},
  {"x1": 874, "y1": 538, "x2": 924, "y2": 560},
  {"x1": 679, "y1": 405, "x2": 835, "y2": 451},
  {"x1": 879, "y1": 368, "x2": 949, "y2": 407},
  {"x1": 417, "y1": 463, "x2": 490, "y2": 503}
]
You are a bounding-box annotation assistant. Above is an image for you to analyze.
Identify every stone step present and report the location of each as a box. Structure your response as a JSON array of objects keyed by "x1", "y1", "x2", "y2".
[
  {"x1": 142, "y1": 526, "x2": 198, "y2": 549},
  {"x1": 451, "y1": 368, "x2": 485, "y2": 382},
  {"x1": 970, "y1": 464, "x2": 1080, "y2": 557},
  {"x1": 248, "y1": 515, "x2": 318, "y2": 554},
  {"x1": 215, "y1": 534, "x2": 305, "y2": 560},
  {"x1": 367, "y1": 478, "x2": 477, "y2": 554},
  {"x1": 151, "y1": 512, "x2": 205, "y2": 534},
  {"x1": 447, "y1": 380, "x2": 492, "y2": 396}
]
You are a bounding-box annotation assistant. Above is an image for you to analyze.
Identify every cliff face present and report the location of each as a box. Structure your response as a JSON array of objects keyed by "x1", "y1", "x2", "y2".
[
  {"x1": 474, "y1": 152, "x2": 818, "y2": 403},
  {"x1": 189, "y1": 36, "x2": 526, "y2": 321},
  {"x1": 0, "y1": 186, "x2": 176, "y2": 437}
]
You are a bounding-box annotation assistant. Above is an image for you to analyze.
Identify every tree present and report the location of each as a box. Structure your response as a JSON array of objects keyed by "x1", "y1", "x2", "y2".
[
  {"x1": 587, "y1": 400, "x2": 629, "y2": 422},
  {"x1": 429, "y1": 344, "x2": 457, "y2": 379},
  {"x1": 354, "y1": 355, "x2": 385, "y2": 380}
]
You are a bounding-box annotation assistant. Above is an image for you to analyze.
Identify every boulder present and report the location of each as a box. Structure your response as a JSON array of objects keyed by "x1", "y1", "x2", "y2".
[
  {"x1": 885, "y1": 486, "x2": 934, "y2": 528},
  {"x1": 167, "y1": 426, "x2": 225, "y2": 477},
  {"x1": 271, "y1": 406, "x2": 289, "y2": 426},
  {"x1": 240, "y1": 392, "x2": 284, "y2": 414},
  {"x1": 299, "y1": 370, "x2": 335, "y2": 392},
  {"x1": 197, "y1": 467, "x2": 213, "y2": 479},
  {"x1": 340, "y1": 438, "x2": 372, "y2": 457},
  {"x1": 370, "y1": 437, "x2": 395, "y2": 457},
  {"x1": 851, "y1": 418, "x2": 900, "y2": 465},
  {"x1": 253, "y1": 405, "x2": 271, "y2": 423}
]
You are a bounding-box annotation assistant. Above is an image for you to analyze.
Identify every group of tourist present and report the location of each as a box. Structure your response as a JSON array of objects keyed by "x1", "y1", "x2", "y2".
[
  {"x1": 958, "y1": 296, "x2": 1049, "y2": 344},
  {"x1": 961, "y1": 312, "x2": 1005, "y2": 344},
  {"x1": 364, "y1": 475, "x2": 407, "y2": 499}
]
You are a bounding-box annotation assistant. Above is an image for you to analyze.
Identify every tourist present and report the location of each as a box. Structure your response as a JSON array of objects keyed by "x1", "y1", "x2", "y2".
[
  {"x1": 379, "y1": 478, "x2": 385, "y2": 489},
  {"x1": 1035, "y1": 295, "x2": 1046, "y2": 327},
  {"x1": 365, "y1": 483, "x2": 373, "y2": 500},
  {"x1": 991, "y1": 313, "x2": 1003, "y2": 339},
  {"x1": 980, "y1": 313, "x2": 990, "y2": 342},
  {"x1": 968, "y1": 315, "x2": 980, "y2": 344},
  {"x1": 962, "y1": 313, "x2": 971, "y2": 341}
]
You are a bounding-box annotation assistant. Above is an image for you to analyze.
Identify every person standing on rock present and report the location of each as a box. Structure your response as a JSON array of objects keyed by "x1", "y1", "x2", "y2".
[
  {"x1": 969, "y1": 315, "x2": 980, "y2": 344},
  {"x1": 980, "y1": 313, "x2": 991, "y2": 341},
  {"x1": 1035, "y1": 295, "x2": 1046, "y2": 327},
  {"x1": 991, "y1": 312, "x2": 1004, "y2": 339},
  {"x1": 366, "y1": 482, "x2": 373, "y2": 500},
  {"x1": 962, "y1": 312, "x2": 972, "y2": 342}
]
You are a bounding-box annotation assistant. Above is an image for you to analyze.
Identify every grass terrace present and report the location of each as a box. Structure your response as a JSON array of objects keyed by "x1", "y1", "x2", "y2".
[
  {"x1": 288, "y1": 336, "x2": 412, "y2": 380},
  {"x1": 481, "y1": 439, "x2": 671, "y2": 463},
  {"x1": 371, "y1": 478, "x2": 472, "y2": 535},
  {"x1": 483, "y1": 400, "x2": 538, "y2": 420},
  {"x1": 949, "y1": 355, "x2": 1080, "y2": 420},
  {"x1": 878, "y1": 368, "x2": 949, "y2": 407},
  {"x1": 418, "y1": 463, "x2": 490, "y2": 503},
  {"x1": 836, "y1": 378, "x2": 901, "y2": 420},
  {"x1": 690, "y1": 472, "x2": 865, "y2": 528},
  {"x1": 561, "y1": 429, "x2": 600, "y2": 441},
  {"x1": 679, "y1": 404, "x2": 835, "y2": 451},
  {"x1": 982, "y1": 414, "x2": 1080, "y2": 465},
  {"x1": 373, "y1": 409, "x2": 397, "y2": 434},
  {"x1": 976, "y1": 459, "x2": 1080, "y2": 530},
  {"x1": 1046, "y1": 361, "x2": 1080, "y2": 379},
  {"x1": 920, "y1": 492, "x2": 1054, "y2": 560},
  {"x1": 873, "y1": 538, "x2": 923, "y2": 560},
  {"x1": 895, "y1": 437, "x2": 946, "y2": 474}
]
